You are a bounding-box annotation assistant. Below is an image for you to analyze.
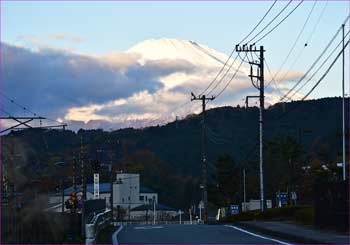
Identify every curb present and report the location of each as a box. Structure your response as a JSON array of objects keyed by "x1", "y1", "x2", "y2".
[{"x1": 235, "y1": 222, "x2": 327, "y2": 244}]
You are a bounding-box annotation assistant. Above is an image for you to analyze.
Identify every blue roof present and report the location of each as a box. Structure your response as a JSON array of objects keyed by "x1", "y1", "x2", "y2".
[
  {"x1": 131, "y1": 203, "x2": 175, "y2": 211},
  {"x1": 64, "y1": 183, "x2": 111, "y2": 195},
  {"x1": 64, "y1": 183, "x2": 156, "y2": 195}
]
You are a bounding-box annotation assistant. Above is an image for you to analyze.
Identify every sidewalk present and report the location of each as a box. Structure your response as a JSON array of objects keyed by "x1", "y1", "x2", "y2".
[{"x1": 236, "y1": 221, "x2": 350, "y2": 244}]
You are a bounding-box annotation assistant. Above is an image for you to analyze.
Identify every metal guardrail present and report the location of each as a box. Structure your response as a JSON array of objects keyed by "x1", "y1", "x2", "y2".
[{"x1": 85, "y1": 210, "x2": 111, "y2": 245}]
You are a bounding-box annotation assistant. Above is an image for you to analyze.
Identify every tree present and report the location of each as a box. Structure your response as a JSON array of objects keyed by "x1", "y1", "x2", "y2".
[
  {"x1": 264, "y1": 136, "x2": 305, "y2": 203},
  {"x1": 209, "y1": 154, "x2": 240, "y2": 207}
]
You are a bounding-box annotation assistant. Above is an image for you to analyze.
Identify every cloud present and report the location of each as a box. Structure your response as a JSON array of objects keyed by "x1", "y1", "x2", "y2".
[
  {"x1": 49, "y1": 33, "x2": 85, "y2": 43},
  {"x1": 1, "y1": 38, "x2": 295, "y2": 131},
  {"x1": 1, "y1": 43, "x2": 168, "y2": 119}
]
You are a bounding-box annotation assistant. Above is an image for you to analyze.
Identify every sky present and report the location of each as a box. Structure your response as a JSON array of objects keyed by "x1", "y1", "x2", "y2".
[{"x1": 1, "y1": 1, "x2": 349, "y2": 131}]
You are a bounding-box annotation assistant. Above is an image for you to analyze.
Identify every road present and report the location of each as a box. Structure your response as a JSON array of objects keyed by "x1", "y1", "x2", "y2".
[{"x1": 115, "y1": 224, "x2": 291, "y2": 244}]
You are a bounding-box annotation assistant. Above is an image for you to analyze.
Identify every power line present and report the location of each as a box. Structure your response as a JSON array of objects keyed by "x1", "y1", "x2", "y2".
[
  {"x1": 269, "y1": 0, "x2": 316, "y2": 85},
  {"x1": 253, "y1": 0, "x2": 304, "y2": 44},
  {"x1": 301, "y1": 39, "x2": 350, "y2": 100},
  {"x1": 246, "y1": 0, "x2": 293, "y2": 44},
  {"x1": 239, "y1": 0, "x2": 278, "y2": 44},
  {"x1": 0, "y1": 91, "x2": 64, "y2": 125},
  {"x1": 290, "y1": 29, "x2": 350, "y2": 100},
  {"x1": 279, "y1": 16, "x2": 349, "y2": 102},
  {"x1": 273, "y1": 39, "x2": 349, "y2": 122},
  {"x1": 305, "y1": 0, "x2": 328, "y2": 46},
  {"x1": 206, "y1": 53, "x2": 240, "y2": 96},
  {"x1": 198, "y1": 0, "x2": 278, "y2": 96},
  {"x1": 211, "y1": 54, "x2": 246, "y2": 99},
  {"x1": 271, "y1": 0, "x2": 328, "y2": 89}
]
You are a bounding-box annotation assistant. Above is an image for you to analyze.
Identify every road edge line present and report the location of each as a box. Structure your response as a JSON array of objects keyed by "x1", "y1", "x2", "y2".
[
  {"x1": 225, "y1": 225, "x2": 292, "y2": 245},
  {"x1": 112, "y1": 225, "x2": 124, "y2": 245}
]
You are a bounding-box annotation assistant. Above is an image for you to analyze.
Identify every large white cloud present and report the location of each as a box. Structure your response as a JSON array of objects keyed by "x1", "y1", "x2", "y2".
[{"x1": 1, "y1": 38, "x2": 300, "y2": 131}]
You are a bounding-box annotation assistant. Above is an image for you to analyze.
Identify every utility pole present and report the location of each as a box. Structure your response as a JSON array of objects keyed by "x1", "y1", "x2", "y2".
[
  {"x1": 342, "y1": 24, "x2": 346, "y2": 181},
  {"x1": 73, "y1": 155, "x2": 77, "y2": 196},
  {"x1": 236, "y1": 44, "x2": 265, "y2": 211},
  {"x1": 190, "y1": 93, "x2": 215, "y2": 223},
  {"x1": 243, "y1": 168, "x2": 246, "y2": 212},
  {"x1": 80, "y1": 137, "x2": 86, "y2": 200},
  {"x1": 61, "y1": 179, "x2": 64, "y2": 213}
]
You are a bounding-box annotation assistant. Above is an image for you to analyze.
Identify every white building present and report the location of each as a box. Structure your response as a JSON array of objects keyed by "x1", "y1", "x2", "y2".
[
  {"x1": 47, "y1": 173, "x2": 162, "y2": 215},
  {"x1": 241, "y1": 199, "x2": 272, "y2": 211},
  {"x1": 112, "y1": 173, "x2": 158, "y2": 210}
]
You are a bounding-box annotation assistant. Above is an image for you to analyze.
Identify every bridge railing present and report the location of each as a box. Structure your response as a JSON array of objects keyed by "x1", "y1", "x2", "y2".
[{"x1": 85, "y1": 210, "x2": 111, "y2": 245}]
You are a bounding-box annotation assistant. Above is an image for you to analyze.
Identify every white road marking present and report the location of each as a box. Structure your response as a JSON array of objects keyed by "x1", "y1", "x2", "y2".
[
  {"x1": 134, "y1": 225, "x2": 164, "y2": 230},
  {"x1": 112, "y1": 225, "x2": 124, "y2": 245},
  {"x1": 225, "y1": 225, "x2": 292, "y2": 245}
]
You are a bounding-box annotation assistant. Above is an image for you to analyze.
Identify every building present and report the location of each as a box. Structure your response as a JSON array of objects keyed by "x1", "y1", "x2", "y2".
[
  {"x1": 113, "y1": 173, "x2": 158, "y2": 210},
  {"x1": 47, "y1": 173, "x2": 164, "y2": 217}
]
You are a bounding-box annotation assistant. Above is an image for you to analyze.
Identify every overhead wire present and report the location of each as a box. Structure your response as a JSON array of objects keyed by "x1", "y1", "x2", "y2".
[
  {"x1": 0, "y1": 91, "x2": 65, "y2": 126},
  {"x1": 301, "y1": 39, "x2": 350, "y2": 100},
  {"x1": 268, "y1": 0, "x2": 316, "y2": 86},
  {"x1": 278, "y1": 16, "x2": 349, "y2": 102},
  {"x1": 252, "y1": 0, "x2": 305, "y2": 44},
  {"x1": 272, "y1": 0, "x2": 328, "y2": 89},
  {"x1": 198, "y1": 0, "x2": 279, "y2": 97},
  {"x1": 211, "y1": 53, "x2": 247, "y2": 99},
  {"x1": 290, "y1": 29, "x2": 350, "y2": 100},
  {"x1": 246, "y1": 0, "x2": 293, "y2": 44}
]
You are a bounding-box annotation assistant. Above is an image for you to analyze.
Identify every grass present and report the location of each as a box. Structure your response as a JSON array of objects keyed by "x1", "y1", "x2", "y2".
[{"x1": 220, "y1": 205, "x2": 314, "y2": 225}]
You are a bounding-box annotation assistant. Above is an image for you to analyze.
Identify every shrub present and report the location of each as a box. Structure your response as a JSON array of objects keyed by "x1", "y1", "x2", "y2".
[{"x1": 293, "y1": 207, "x2": 314, "y2": 225}]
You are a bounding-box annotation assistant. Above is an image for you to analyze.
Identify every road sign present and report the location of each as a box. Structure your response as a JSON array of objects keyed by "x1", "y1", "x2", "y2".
[
  {"x1": 276, "y1": 192, "x2": 288, "y2": 207},
  {"x1": 230, "y1": 205, "x2": 239, "y2": 215}
]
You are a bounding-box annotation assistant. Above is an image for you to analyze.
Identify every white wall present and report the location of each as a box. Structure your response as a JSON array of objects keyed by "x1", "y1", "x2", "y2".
[
  {"x1": 242, "y1": 199, "x2": 272, "y2": 211},
  {"x1": 113, "y1": 173, "x2": 141, "y2": 209}
]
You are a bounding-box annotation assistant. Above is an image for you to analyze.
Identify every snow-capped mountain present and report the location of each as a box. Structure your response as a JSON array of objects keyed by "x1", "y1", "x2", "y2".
[{"x1": 127, "y1": 38, "x2": 234, "y2": 68}]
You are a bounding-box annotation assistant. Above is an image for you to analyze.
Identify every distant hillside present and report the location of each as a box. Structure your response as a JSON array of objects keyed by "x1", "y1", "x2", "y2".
[{"x1": 1, "y1": 97, "x2": 349, "y2": 208}]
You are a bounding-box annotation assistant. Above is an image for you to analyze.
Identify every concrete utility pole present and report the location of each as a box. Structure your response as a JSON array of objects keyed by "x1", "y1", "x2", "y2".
[
  {"x1": 342, "y1": 24, "x2": 346, "y2": 181},
  {"x1": 153, "y1": 197, "x2": 156, "y2": 225},
  {"x1": 190, "y1": 93, "x2": 215, "y2": 223},
  {"x1": 80, "y1": 136, "x2": 86, "y2": 200},
  {"x1": 243, "y1": 169, "x2": 246, "y2": 212},
  {"x1": 61, "y1": 179, "x2": 64, "y2": 213},
  {"x1": 73, "y1": 155, "x2": 77, "y2": 196},
  {"x1": 236, "y1": 44, "x2": 265, "y2": 212}
]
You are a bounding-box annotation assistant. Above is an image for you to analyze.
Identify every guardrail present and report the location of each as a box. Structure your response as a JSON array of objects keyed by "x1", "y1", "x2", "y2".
[{"x1": 85, "y1": 210, "x2": 111, "y2": 245}]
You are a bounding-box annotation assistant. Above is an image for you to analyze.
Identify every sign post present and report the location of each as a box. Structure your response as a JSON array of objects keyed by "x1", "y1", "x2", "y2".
[
  {"x1": 94, "y1": 173, "x2": 99, "y2": 199},
  {"x1": 198, "y1": 201, "x2": 204, "y2": 223}
]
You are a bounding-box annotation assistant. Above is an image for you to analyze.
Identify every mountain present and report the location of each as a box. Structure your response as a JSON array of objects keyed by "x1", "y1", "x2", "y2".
[
  {"x1": 2, "y1": 97, "x2": 348, "y2": 208},
  {"x1": 127, "y1": 38, "x2": 231, "y2": 67}
]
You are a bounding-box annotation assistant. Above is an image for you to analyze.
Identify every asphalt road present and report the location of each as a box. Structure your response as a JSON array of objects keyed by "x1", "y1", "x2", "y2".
[{"x1": 116, "y1": 224, "x2": 291, "y2": 244}]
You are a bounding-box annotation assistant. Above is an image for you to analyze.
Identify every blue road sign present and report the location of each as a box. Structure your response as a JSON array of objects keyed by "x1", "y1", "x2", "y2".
[{"x1": 230, "y1": 205, "x2": 239, "y2": 215}]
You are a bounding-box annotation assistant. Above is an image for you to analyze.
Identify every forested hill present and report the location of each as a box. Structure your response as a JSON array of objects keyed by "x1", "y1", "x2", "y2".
[{"x1": 2, "y1": 97, "x2": 348, "y2": 208}]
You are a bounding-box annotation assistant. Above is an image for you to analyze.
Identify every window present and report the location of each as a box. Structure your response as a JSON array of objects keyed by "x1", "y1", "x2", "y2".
[
  {"x1": 122, "y1": 198, "x2": 124, "y2": 203},
  {"x1": 140, "y1": 196, "x2": 144, "y2": 201},
  {"x1": 145, "y1": 196, "x2": 148, "y2": 201},
  {"x1": 128, "y1": 196, "x2": 130, "y2": 201}
]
